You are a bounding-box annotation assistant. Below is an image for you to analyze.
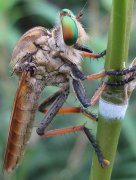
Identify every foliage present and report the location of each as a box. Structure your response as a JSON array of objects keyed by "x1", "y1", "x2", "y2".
[{"x1": 0, "y1": 0, "x2": 136, "y2": 180}]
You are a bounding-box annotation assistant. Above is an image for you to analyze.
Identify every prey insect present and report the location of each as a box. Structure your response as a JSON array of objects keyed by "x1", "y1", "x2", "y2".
[{"x1": 4, "y1": 9, "x2": 109, "y2": 173}]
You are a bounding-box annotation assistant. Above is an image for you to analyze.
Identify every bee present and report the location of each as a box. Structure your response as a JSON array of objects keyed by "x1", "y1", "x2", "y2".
[{"x1": 3, "y1": 9, "x2": 108, "y2": 173}]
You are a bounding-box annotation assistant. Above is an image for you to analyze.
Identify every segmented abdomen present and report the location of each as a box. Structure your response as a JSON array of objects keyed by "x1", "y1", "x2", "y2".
[{"x1": 3, "y1": 72, "x2": 43, "y2": 173}]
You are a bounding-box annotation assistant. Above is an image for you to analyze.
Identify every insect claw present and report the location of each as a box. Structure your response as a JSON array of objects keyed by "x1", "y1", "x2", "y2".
[
  {"x1": 101, "y1": 159, "x2": 110, "y2": 167},
  {"x1": 96, "y1": 50, "x2": 106, "y2": 58},
  {"x1": 36, "y1": 127, "x2": 44, "y2": 136}
]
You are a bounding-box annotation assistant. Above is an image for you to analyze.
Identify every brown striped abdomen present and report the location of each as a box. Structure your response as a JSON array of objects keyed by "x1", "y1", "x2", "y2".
[{"x1": 3, "y1": 72, "x2": 43, "y2": 173}]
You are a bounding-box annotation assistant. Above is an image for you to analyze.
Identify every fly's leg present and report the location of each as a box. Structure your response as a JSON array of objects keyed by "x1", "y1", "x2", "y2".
[
  {"x1": 72, "y1": 78, "x2": 106, "y2": 105},
  {"x1": 37, "y1": 88, "x2": 109, "y2": 166},
  {"x1": 36, "y1": 84, "x2": 70, "y2": 135},
  {"x1": 38, "y1": 83, "x2": 106, "y2": 122},
  {"x1": 80, "y1": 50, "x2": 106, "y2": 59},
  {"x1": 39, "y1": 90, "x2": 97, "y2": 121},
  {"x1": 85, "y1": 71, "x2": 106, "y2": 81},
  {"x1": 69, "y1": 63, "x2": 106, "y2": 81},
  {"x1": 38, "y1": 91, "x2": 109, "y2": 166},
  {"x1": 72, "y1": 79, "x2": 90, "y2": 108},
  {"x1": 105, "y1": 66, "x2": 136, "y2": 76},
  {"x1": 37, "y1": 86, "x2": 109, "y2": 166},
  {"x1": 89, "y1": 82, "x2": 107, "y2": 105},
  {"x1": 104, "y1": 65, "x2": 136, "y2": 86},
  {"x1": 74, "y1": 44, "x2": 93, "y2": 53},
  {"x1": 38, "y1": 90, "x2": 61, "y2": 112},
  {"x1": 81, "y1": 50, "x2": 106, "y2": 59},
  {"x1": 57, "y1": 53, "x2": 106, "y2": 81},
  {"x1": 106, "y1": 76, "x2": 135, "y2": 86},
  {"x1": 74, "y1": 44, "x2": 106, "y2": 59},
  {"x1": 39, "y1": 124, "x2": 109, "y2": 167}
]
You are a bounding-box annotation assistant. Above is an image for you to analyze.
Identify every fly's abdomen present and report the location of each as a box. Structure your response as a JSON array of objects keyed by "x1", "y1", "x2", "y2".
[{"x1": 4, "y1": 72, "x2": 43, "y2": 173}]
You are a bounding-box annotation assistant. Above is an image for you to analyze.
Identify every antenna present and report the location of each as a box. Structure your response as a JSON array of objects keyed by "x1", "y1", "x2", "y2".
[{"x1": 76, "y1": 1, "x2": 88, "y2": 20}]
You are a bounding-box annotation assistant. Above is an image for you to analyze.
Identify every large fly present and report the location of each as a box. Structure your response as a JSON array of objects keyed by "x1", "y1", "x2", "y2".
[{"x1": 3, "y1": 9, "x2": 109, "y2": 173}]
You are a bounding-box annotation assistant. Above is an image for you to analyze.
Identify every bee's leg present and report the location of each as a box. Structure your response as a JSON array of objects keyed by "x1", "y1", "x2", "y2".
[
  {"x1": 40, "y1": 124, "x2": 109, "y2": 167},
  {"x1": 36, "y1": 84, "x2": 69, "y2": 135}
]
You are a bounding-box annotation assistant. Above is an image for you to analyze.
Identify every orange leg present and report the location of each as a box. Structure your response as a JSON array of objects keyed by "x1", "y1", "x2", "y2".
[
  {"x1": 89, "y1": 82, "x2": 107, "y2": 106},
  {"x1": 40, "y1": 124, "x2": 109, "y2": 167},
  {"x1": 85, "y1": 71, "x2": 106, "y2": 81},
  {"x1": 80, "y1": 50, "x2": 106, "y2": 59},
  {"x1": 37, "y1": 79, "x2": 109, "y2": 167},
  {"x1": 39, "y1": 82, "x2": 107, "y2": 124},
  {"x1": 40, "y1": 106, "x2": 97, "y2": 121},
  {"x1": 42, "y1": 125, "x2": 84, "y2": 137}
]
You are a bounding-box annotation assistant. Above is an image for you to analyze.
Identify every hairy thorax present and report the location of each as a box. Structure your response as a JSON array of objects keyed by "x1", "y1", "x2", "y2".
[{"x1": 11, "y1": 26, "x2": 82, "y2": 87}]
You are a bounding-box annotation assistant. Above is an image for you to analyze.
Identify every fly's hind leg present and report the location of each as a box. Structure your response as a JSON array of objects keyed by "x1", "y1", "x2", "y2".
[
  {"x1": 37, "y1": 91, "x2": 109, "y2": 167},
  {"x1": 37, "y1": 86, "x2": 109, "y2": 167},
  {"x1": 39, "y1": 124, "x2": 109, "y2": 167}
]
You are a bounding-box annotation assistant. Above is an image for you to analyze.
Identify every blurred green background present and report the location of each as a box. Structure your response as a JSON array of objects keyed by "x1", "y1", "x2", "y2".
[{"x1": 0, "y1": 0, "x2": 136, "y2": 180}]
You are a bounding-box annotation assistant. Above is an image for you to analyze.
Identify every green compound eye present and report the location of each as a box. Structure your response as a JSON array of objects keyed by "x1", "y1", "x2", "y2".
[{"x1": 61, "y1": 15, "x2": 78, "y2": 46}]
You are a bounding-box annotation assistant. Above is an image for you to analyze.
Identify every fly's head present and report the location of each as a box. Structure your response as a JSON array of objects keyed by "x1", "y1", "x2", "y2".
[{"x1": 60, "y1": 9, "x2": 88, "y2": 46}]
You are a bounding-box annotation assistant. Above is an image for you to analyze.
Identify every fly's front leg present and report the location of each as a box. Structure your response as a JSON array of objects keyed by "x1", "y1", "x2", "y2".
[
  {"x1": 80, "y1": 50, "x2": 106, "y2": 59},
  {"x1": 74, "y1": 44, "x2": 93, "y2": 53},
  {"x1": 53, "y1": 53, "x2": 107, "y2": 118},
  {"x1": 36, "y1": 84, "x2": 69, "y2": 135},
  {"x1": 74, "y1": 44, "x2": 106, "y2": 59}
]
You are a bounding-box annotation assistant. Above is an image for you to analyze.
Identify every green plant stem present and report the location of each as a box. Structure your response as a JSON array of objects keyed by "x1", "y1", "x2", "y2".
[{"x1": 90, "y1": 1, "x2": 134, "y2": 180}]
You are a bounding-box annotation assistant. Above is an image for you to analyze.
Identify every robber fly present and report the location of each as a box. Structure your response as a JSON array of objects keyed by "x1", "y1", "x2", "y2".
[{"x1": 3, "y1": 9, "x2": 109, "y2": 173}]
